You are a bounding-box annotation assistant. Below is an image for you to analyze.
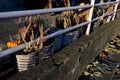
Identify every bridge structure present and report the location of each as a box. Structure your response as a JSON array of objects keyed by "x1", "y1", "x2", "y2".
[{"x1": 0, "y1": 0, "x2": 120, "y2": 80}]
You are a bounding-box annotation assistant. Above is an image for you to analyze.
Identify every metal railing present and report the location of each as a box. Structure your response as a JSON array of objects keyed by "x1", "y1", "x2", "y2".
[{"x1": 0, "y1": 0, "x2": 120, "y2": 58}]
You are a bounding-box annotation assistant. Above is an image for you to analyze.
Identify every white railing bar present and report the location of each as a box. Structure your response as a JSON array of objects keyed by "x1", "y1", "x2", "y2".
[
  {"x1": 94, "y1": 1, "x2": 119, "y2": 7},
  {"x1": 0, "y1": 44, "x2": 25, "y2": 58},
  {"x1": 0, "y1": 21, "x2": 90, "y2": 58},
  {"x1": 0, "y1": 1, "x2": 119, "y2": 19},
  {"x1": 85, "y1": 0, "x2": 95, "y2": 35},
  {"x1": 112, "y1": 0, "x2": 119, "y2": 20},
  {"x1": 85, "y1": 1, "x2": 120, "y2": 35},
  {"x1": 0, "y1": 9, "x2": 120, "y2": 58},
  {"x1": 0, "y1": 5, "x2": 92, "y2": 19},
  {"x1": 92, "y1": 12, "x2": 114, "y2": 22},
  {"x1": 0, "y1": 1, "x2": 120, "y2": 58},
  {"x1": 45, "y1": 21, "x2": 90, "y2": 40},
  {"x1": 116, "y1": 9, "x2": 120, "y2": 13},
  {"x1": 92, "y1": 9, "x2": 120, "y2": 22}
]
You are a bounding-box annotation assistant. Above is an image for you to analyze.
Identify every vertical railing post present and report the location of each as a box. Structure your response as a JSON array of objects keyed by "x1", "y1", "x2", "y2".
[
  {"x1": 112, "y1": 0, "x2": 119, "y2": 20},
  {"x1": 85, "y1": 0, "x2": 95, "y2": 35}
]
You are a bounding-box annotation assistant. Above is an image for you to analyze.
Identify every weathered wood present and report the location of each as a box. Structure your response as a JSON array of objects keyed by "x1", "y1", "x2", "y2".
[{"x1": 8, "y1": 13, "x2": 120, "y2": 80}]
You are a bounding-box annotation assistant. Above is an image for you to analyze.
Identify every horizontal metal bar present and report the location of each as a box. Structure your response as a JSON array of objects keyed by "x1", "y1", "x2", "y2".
[
  {"x1": 92, "y1": 13, "x2": 114, "y2": 22},
  {"x1": 0, "y1": 21, "x2": 90, "y2": 58},
  {"x1": 45, "y1": 21, "x2": 90, "y2": 40},
  {"x1": 116, "y1": 9, "x2": 120, "y2": 12},
  {"x1": 95, "y1": 1, "x2": 119, "y2": 7},
  {"x1": 0, "y1": 1, "x2": 120, "y2": 58},
  {"x1": 0, "y1": 9, "x2": 120, "y2": 58},
  {"x1": 92, "y1": 9, "x2": 120, "y2": 22},
  {"x1": 0, "y1": 1, "x2": 119, "y2": 19},
  {"x1": 0, "y1": 5, "x2": 92, "y2": 19}
]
